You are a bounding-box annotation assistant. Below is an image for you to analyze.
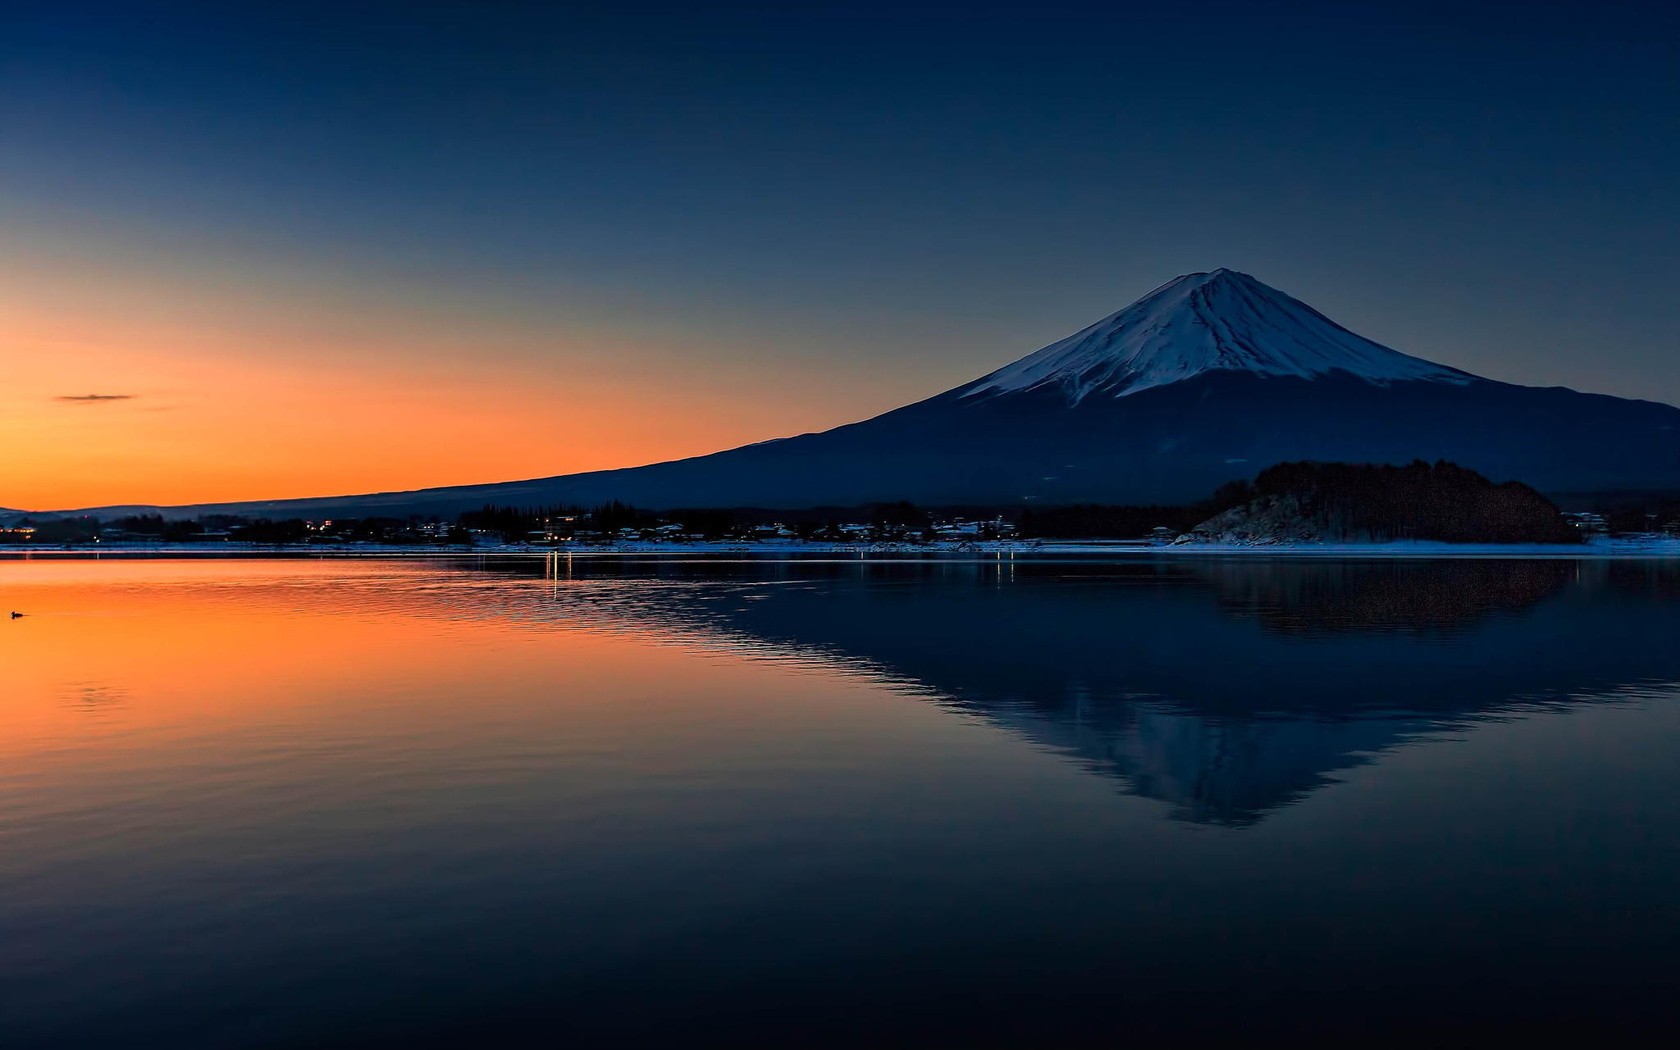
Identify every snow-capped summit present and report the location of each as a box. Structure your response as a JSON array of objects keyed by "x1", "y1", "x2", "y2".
[{"x1": 960, "y1": 269, "x2": 1473, "y2": 403}]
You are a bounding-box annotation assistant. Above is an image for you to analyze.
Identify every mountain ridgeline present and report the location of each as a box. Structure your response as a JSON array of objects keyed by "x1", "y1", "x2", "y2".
[{"x1": 30, "y1": 269, "x2": 1680, "y2": 520}]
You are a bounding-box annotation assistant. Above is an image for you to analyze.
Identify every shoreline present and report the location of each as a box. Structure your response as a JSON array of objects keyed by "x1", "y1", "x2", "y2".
[{"x1": 3, "y1": 536, "x2": 1678, "y2": 560}]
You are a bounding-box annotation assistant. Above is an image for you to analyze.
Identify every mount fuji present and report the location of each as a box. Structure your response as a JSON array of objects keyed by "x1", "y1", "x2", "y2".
[
  {"x1": 958, "y1": 268, "x2": 1474, "y2": 402},
  {"x1": 56, "y1": 269, "x2": 1680, "y2": 518}
]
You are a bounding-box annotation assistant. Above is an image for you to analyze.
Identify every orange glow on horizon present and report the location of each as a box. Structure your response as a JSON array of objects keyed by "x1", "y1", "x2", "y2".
[{"x1": 0, "y1": 246, "x2": 893, "y2": 510}]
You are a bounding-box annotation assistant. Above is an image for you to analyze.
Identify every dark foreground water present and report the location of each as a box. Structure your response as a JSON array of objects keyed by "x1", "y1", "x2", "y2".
[{"x1": 3, "y1": 555, "x2": 1679, "y2": 1046}]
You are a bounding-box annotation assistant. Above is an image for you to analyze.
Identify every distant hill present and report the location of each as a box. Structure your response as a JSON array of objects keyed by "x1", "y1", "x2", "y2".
[
  {"x1": 30, "y1": 268, "x2": 1680, "y2": 519},
  {"x1": 1191, "y1": 461, "x2": 1580, "y2": 544}
]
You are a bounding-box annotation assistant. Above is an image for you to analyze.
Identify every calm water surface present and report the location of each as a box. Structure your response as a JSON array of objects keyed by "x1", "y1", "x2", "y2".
[{"x1": 3, "y1": 556, "x2": 1679, "y2": 1045}]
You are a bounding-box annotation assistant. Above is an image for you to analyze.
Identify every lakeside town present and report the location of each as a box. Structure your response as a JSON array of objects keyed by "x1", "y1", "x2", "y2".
[
  {"x1": 4, "y1": 503, "x2": 1680, "y2": 557},
  {"x1": 2, "y1": 504, "x2": 1020, "y2": 550}
]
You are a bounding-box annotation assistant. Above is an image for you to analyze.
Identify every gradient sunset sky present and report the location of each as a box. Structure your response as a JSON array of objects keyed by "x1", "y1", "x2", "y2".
[{"x1": 4, "y1": 1, "x2": 1677, "y2": 509}]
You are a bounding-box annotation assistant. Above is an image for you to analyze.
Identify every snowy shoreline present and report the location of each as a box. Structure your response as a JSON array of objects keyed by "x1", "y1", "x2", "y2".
[{"x1": 3, "y1": 536, "x2": 1679, "y2": 559}]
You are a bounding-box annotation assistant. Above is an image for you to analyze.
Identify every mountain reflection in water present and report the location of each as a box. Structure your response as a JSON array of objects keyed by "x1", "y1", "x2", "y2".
[
  {"x1": 7, "y1": 555, "x2": 1680, "y2": 1045},
  {"x1": 509, "y1": 556, "x2": 1680, "y2": 825}
]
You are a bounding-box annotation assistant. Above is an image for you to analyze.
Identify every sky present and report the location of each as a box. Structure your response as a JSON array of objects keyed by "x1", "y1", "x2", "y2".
[{"x1": 3, "y1": 0, "x2": 1678, "y2": 509}]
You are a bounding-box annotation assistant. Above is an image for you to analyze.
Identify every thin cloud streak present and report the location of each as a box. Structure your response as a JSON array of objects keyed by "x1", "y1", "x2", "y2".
[{"x1": 54, "y1": 394, "x2": 135, "y2": 403}]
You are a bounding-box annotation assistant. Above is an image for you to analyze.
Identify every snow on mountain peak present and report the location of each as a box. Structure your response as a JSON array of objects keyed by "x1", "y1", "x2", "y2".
[{"x1": 959, "y1": 269, "x2": 1475, "y2": 403}]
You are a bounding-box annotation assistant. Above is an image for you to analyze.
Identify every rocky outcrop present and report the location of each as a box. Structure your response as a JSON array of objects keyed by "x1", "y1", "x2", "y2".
[{"x1": 1190, "y1": 494, "x2": 1323, "y2": 544}]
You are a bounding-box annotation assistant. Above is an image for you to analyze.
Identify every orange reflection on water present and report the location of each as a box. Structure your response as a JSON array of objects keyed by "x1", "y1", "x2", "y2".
[{"x1": 0, "y1": 559, "x2": 962, "y2": 796}]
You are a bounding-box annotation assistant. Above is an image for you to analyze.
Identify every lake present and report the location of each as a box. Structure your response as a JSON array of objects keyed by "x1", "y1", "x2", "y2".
[{"x1": 3, "y1": 555, "x2": 1679, "y2": 1045}]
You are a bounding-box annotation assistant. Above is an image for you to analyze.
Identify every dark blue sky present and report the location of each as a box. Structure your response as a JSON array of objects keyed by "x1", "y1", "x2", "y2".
[{"x1": 4, "y1": 1, "x2": 1679, "y2": 502}]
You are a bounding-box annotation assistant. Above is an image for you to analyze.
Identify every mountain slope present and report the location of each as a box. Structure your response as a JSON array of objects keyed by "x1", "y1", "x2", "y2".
[{"x1": 39, "y1": 269, "x2": 1680, "y2": 518}]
